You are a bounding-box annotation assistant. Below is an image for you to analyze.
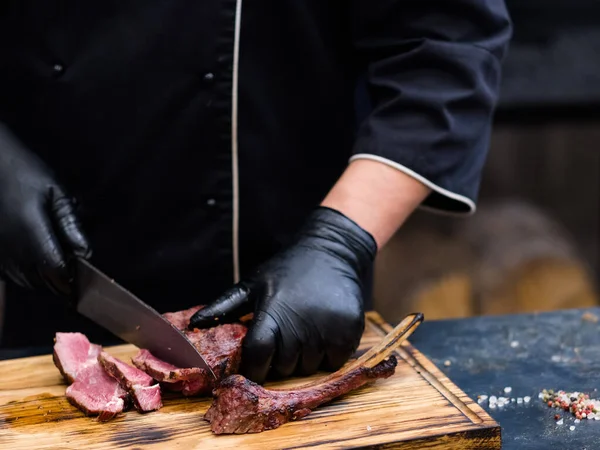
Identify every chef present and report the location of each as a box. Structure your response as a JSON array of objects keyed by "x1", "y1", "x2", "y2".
[{"x1": 0, "y1": 2, "x2": 511, "y2": 383}]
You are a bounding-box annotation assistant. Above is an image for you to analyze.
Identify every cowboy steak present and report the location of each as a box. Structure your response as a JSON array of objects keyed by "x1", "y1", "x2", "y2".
[
  {"x1": 54, "y1": 305, "x2": 398, "y2": 434},
  {"x1": 205, "y1": 355, "x2": 398, "y2": 434},
  {"x1": 98, "y1": 351, "x2": 162, "y2": 412},
  {"x1": 53, "y1": 333, "x2": 128, "y2": 421}
]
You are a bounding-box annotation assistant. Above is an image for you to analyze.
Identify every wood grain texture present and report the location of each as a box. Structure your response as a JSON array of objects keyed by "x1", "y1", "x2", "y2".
[{"x1": 0, "y1": 312, "x2": 500, "y2": 449}]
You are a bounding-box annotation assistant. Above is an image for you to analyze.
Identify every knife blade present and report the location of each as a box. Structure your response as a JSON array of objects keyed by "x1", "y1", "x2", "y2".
[{"x1": 74, "y1": 258, "x2": 215, "y2": 378}]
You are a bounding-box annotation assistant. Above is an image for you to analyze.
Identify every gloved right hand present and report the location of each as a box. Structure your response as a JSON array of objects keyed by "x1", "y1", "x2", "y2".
[{"x1": 0, "y1": 123, "x2": 91, "y2": 295}]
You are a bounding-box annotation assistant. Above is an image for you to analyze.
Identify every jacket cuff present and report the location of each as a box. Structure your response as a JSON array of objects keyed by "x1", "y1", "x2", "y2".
[{"x1": 349, "y1": 154, "x2": 476, "y2": 216}]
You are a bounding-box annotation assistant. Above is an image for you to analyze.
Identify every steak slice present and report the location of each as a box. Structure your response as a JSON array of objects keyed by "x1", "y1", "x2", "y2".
[
  {"x1": 98, "y1": 351, "x2": 163, "y2": 412},
  {"x1": 132, "y1": 306, "x2": 247, "y2": 396},
  {"x1": 53, "y1": 333, "x2": 128, "y2": 422},
  {"x1": 66, "y1": 365, "x2": 129, "y2": 422},
  {"x1": 205, "y1": 356, "x2": 398, "y2": 434},
  {"x1": 53, "y1": 332, "x2": 101, "y2": 383},
  {"x1": 131, "y1": 349, "x2": 207, "y2": 396}
]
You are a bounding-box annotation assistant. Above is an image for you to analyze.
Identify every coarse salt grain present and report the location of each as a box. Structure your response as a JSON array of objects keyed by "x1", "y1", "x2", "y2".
[
  {"x1": 551, "y1": 355, "x2": 561, "y2": 362},
  {"x1": 444, "y1": 360, "x2": 451, "y2": 367},
  {"x1": 489, "y1": 396, "x2": 497, "y2": 403},
  {"x1": 504, "y1": 387, "x2": 512, "y2": 394},
  {"x1": 511, "y1": 398, "x2": 516, "y2": 403},
  {"x1": 557, "y1": 419, "x2": 564, "y2": 425},
  {"x1": 517, "y1": 398, "x2": 523, "y2": 404},
  {"x1": 524, "y1": 396, "x2": 531, "y2": 403},
  {"x1": 510, "y1": 341, "x2": 519, "y2": 348},
  {"x1": 489, "y1": 403, "x2": 496, "y2": 409},
  {"x1": 570, "y1": 426, "x2": 576, "y2": 431},
  {"x1": 575, "y1": 419, "x2": 581, "y2": 424}
]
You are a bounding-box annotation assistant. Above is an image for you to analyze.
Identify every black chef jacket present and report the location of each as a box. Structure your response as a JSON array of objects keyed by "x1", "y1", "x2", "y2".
[{"x1": 0, "y1": 1, "x2": 512, "y2": 348}]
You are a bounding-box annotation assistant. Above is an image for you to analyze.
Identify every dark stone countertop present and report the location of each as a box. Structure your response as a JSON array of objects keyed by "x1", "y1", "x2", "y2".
[
  {"x1": 3, "y1": 308, "x2": 600, "y2": 449},
  {"x1": 409, "y1": 307, "x2": 600, "y2": 450}
]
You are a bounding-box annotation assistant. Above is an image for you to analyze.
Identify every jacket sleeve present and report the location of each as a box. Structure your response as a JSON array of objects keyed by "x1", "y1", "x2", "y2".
[{"x1": 351, "y1": 0, "x2": 512, "y2": 214}]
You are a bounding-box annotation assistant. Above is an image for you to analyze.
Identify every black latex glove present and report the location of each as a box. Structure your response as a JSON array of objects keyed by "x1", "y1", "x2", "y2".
[
  {"x1": 189, "y1": 206, "x2": 377, "y2": 384},
  {"x1": 0, "y1": 123, "x2": 91, "y2": 295}
]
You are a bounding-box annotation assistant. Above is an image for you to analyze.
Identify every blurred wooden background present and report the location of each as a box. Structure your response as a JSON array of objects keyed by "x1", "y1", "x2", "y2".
[{"x1": 373, "y1": 120, "x2": 600, "y2": 323}]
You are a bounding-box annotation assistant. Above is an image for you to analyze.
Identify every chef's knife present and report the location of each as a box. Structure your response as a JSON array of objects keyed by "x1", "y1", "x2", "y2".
[{"x1": 74, "y1": 258, "x2": 215, "y2": 379}]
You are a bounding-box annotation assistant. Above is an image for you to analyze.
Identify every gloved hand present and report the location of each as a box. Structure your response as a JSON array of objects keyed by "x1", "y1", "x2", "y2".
[
  {"x1": 0, "y1": 123, "x2": 91, "y2": 295},
  {"x1": 189, "y1": 206, "x2": 377, "y2": 384}
]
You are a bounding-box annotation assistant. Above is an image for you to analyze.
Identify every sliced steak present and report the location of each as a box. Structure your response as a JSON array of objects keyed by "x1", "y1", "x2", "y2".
[
  {"x1": 99, "y1": 351, "x2": 163, "y2": 412},
  {"x1": 131, "y1": 349, "x2": 206, "y2": 396},
  {"x1": 53, "y1": 332, "x2": 101, "y2": 383},
  {"x1": 53, "y1": 333, "x2": 128, "y2": 421},
  {"x1": 66, "y1": 365, "x2": 129, "y2": 422},
  {"x1": 132, "y1": 306, "x2": 247, "y2": 396},
  {"x1": 131, "y1": 384, "x2": 162, "y2": 412},
  {"x1": 205, "y1": 356, "x2": 398, "y2": 434}
]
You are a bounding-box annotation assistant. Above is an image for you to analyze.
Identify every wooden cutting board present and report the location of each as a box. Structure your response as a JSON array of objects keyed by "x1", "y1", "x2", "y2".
[{"x1": 0, "y1": 312, "x2": 500, "y2": 449}]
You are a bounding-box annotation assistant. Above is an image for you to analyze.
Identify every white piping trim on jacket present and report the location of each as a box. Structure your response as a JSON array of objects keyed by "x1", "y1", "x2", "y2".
[
  {"x1": 231, "y1": 0, "x2": 243, "y2": 283},
  {"x1": 349, "y1": 153, "x2": 476, "y2": 215}
]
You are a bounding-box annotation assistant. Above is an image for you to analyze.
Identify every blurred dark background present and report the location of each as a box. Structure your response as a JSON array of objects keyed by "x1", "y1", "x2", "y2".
[{"x1": 374, "y1": 0, "x2": 600, "y2": 323}]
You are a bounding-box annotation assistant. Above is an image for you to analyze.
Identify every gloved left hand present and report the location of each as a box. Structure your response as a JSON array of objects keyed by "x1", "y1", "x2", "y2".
[{"x1": 189, "y1": 206, "x2": 377, "y2": 384}]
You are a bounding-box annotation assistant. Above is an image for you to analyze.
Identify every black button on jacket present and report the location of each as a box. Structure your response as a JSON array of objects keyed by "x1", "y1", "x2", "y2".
[{"x1": 0, "y1": 1, "x2": 512, "y2": 347}]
